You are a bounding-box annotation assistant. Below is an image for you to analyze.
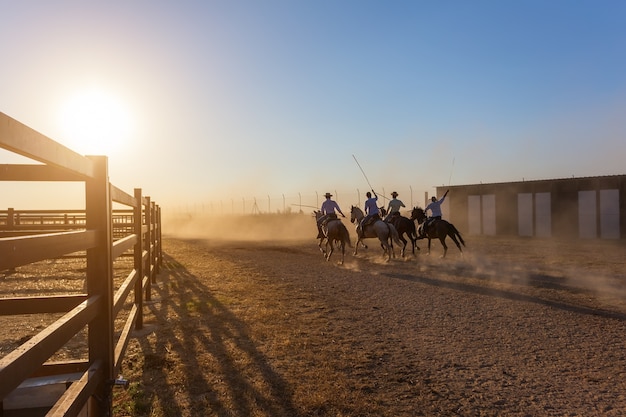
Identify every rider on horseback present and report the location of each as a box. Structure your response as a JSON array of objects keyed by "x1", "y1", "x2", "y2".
[
  {"x1": 384, "y1": 191, "x2": 406, "y2": 221},
  {"x1": 317, "y1": 192, "x2": 346, "y2": 238},
  {"x1": 422, "y1": 189, "x2": 449, "y2": 237},
  {"x1": 359, "y1": 190, "x2": 380, "y2": 233}
]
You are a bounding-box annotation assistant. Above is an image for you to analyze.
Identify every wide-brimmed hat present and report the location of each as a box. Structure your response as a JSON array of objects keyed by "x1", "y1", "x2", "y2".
[
  {"x1": 324, "y1": 192, "x2": 333, "y2": 197},
  {"x1": 391, "y1": 191, "x2": 398, "y2": 197}
]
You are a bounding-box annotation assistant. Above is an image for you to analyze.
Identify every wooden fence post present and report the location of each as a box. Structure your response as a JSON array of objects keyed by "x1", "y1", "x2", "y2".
[
  {"x1": 85, "y1": 155, "x2": 114, "y2": 416},
  {"x1": 134, "y1": 188, "x2": 144, "y2": 330},
  {"x1": 155, "y1": 204, "x2": 162, "y2": 274},
  {"x1": 7, "y1": 207, "x2": 14, "y2": 230},
  {"x1": 144, "y1": 196, "x2": 152, "y2": 302},
  {"x1": 150, "y1": 201, "x2": 157, "y2": 283}
]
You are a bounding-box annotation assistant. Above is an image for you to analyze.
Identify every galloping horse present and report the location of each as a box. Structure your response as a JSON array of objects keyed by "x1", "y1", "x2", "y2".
[
  {"x1": 314, "y1": 211, "x2": 352, "y2": 264},
  {"x1": 350, "y1": 206, "x2": 402, "y2": 261},
  {"x1": 387, "y1": 213, "x2": 419, "y2": 257},
  {"x1": 381, "y1": 208, "x2": 419, "y2": 257},
  {"x1": 410, "y1": 207, "x2": 465, "y2": 257}
]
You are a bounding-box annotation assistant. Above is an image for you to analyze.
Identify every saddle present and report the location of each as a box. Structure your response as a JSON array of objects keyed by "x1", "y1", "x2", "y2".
[
  {"x1": 421, "y1": 217, "x2": 438, "y2": 236},
  {"x1": 323, "y1": 213, "x2": 338, "y2": 224},
  {"x1": 359, "y1": 214, "x2": 380, "y2": 233},
  {"x1": 317, "y1": 213, "x2": 339, "y2": 238}
]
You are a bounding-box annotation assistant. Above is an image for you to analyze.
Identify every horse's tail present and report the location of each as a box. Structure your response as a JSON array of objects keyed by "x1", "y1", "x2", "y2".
[
  {"x1": 450, "y1": 223, "x2": 466, "y2": 247},
  {"x1": 340, "y1": 222, "x2": 353, "y2": 247},
  {"x1": 388, "y1": 223, "x2": 402, "y2": 246}
]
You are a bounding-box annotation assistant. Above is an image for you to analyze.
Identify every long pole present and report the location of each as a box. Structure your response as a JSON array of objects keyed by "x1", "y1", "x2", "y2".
[
  {"x1": 448, "y1": 157, "x2": 455, "y2": 186},
  {"x1": 352, "y1": 154, "x2": 391, "y2": 202},
  {"x1": 352, "y1": 154, "x2": 375, "y2": 191}
]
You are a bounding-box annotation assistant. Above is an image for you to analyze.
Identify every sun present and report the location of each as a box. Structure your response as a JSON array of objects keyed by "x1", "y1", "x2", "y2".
[{"x1": 59, "y1": 88, "x2": 133, "y2": 156}]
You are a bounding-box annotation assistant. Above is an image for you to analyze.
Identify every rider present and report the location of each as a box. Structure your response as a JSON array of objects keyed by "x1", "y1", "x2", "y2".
[
  {"x1": 384, "y1": 191, "x2": 405, "y2": 221},
  {"x1": 317, "y1": 192, "x2": 345, "y2": 238},
  {"x1": 422, "y1": 189, "x2": 449, "y2": 236},
  {"x1": 359, "y1": 190, "x2": 380, "y2": 232}
]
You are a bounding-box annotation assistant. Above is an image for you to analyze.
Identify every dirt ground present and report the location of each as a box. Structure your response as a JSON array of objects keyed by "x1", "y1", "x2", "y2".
[
  {"x1": 112, "y1": 214, "x2": 626, "y2": 416},
  {"x1": 3, "y1": 214, "x2": 626, "y2": 416}
]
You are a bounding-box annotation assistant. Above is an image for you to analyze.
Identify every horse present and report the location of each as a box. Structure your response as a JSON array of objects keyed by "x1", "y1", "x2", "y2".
[
  {"x1": 314, "y1": 211, "x2": 352, "y2": 264},
  {"x1": 385, "y1": 211, "x2": 419, "y2": 257},
  {"x1": 410, "y1": 207, "x2": 465, "y2": 257},
  {"x1": 350, "y1": 206, "x2": 402, "y2": 261}
]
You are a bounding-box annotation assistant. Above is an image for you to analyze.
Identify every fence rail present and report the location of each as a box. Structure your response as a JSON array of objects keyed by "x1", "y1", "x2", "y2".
[{"x1": 0, "y1": 111, "x2": 162, "y2": 416}]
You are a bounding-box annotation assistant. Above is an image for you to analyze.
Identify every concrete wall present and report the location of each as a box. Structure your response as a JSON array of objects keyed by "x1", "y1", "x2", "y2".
[{"x1": 435, "y1": 175, "x2": 626, "y2": 239}]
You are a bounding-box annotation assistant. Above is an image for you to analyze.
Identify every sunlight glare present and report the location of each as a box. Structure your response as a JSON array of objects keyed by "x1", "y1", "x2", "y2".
[{"x1": 59, "y1": 88, "x2": 133, "y2": 155}]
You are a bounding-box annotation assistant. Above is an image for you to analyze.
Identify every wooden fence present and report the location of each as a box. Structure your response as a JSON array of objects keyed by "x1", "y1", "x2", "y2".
[{"x1": 0, "y1": 112, "x2": 162, "y2": 416}]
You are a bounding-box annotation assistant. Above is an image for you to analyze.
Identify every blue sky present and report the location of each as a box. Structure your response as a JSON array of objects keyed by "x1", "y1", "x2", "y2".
[{"x1": 1, "y1": 1, "x2": 625, "y2": 212}]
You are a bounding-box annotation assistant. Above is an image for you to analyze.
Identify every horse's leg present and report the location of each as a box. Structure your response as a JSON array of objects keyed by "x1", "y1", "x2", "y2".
[
  {"x1": 318, "y1": 237, "x2": 326, "y2": 255},
  {"x1": 379, "y1": 240, "x2": 391, "y2": 261},
  {"x1": 326, "y1": 239, "x2": 334, "y2": 261},
  {"x1": 427, "y1": 237, "x2": 432, "y2": 255},
  {"x1": 439, "y1": 237, "x2": 448, "y2": 258},
  {"x1": 378, "y1": 232, "x2": 392, "y2": 261},
  {"x1": 399, "y1": 233, "x2": 408, "y2": 257},
  {"x1": 449, "y1": 232, "x2": 463, "y2": 255},
  {"x1": 340, "y1": 240, "x2": 345, "y2": 265}
]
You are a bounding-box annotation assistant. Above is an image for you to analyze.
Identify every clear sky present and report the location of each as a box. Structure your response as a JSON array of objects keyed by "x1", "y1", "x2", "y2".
[{"x1": 1, "y1": 1, "x2": 625, "y2": 213}]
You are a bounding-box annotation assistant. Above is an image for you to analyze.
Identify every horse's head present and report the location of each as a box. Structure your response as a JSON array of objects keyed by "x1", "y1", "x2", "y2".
[
  {"x1": 350, "y1": 205, "x2": 362, "y2": 224},
  {"x1": 313, "y1": 210, "x2": 322, "y2": 220},
  {"x1": 411, "y1": 207, "x2": 426, "y2": 223}
]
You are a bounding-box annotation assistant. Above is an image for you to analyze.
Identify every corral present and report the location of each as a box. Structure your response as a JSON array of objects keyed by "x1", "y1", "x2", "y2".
[{"x1": 0, "y1": 112, "x2": 162, "y2": 416}]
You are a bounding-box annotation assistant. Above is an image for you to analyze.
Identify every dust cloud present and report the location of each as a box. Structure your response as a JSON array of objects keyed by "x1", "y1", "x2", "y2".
[
  {"x1": 454, "y1": 237, "x2": 626, "y2": 309},
  {"x1": 163, "y1": 212, "x2": 320, "y2": 241},
  {"x1": 162, "y1": 212, "x2": 626, "y2": 309}
]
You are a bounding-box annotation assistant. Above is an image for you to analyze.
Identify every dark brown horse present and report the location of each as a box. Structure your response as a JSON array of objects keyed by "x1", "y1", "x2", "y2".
[
  {"x1": 314, "y1": 210, "x2": 352, "y2": 264},
  {"x1": 382, "y1": 209, "x2": 419, "y2": 257},
  {"x1": 410, "y1": 207, "x2": 465, "y2": 257}
]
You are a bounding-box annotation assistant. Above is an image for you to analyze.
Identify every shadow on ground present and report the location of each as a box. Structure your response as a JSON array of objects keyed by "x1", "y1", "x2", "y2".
[{"x1": 127, "y1": 254, "x2": 301, "y2": 417}]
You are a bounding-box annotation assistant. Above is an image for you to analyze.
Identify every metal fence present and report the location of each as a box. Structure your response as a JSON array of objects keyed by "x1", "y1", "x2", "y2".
[{"x1": 174, "y1": 188, "x2": 432, "y2": 216}]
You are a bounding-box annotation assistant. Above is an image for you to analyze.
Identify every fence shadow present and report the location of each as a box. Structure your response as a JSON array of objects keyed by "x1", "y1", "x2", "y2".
[{"x1": 129, "y1": 253, "x2": 300, "y2": 417}]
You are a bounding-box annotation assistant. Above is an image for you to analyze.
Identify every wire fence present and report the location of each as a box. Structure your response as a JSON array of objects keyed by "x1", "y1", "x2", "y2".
[{"x1": 171, "y1": 187, "x2": 433, "y2": 216}]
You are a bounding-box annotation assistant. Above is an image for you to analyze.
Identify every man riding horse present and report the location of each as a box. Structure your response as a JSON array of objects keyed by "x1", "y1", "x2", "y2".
[
  {"x1": 359, "y1": 190, "x2": 380, "y2": 233},
  {"x1": 316, "y1": 192, "x2": 346, "y2": 239},
  {"x1": 384, "y1": 191, "x2": 405, "y2": 221},
  {"x1": 421, "y1": 189, "x2": 449, "y2": 237}
]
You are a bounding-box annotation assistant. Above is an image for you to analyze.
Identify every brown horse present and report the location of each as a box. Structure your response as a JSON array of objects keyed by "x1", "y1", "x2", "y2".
[
  {"x1": 382, "y1": 209, "x2": 419, "y2": 257},
  {"x1": 314, "y1": 211, "x2": 352, "y2": 264},
  {"x1": 410, "y1": 207, "x2": 465, "y2": 257}
]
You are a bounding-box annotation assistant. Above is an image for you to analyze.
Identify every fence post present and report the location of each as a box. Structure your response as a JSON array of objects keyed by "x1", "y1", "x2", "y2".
[
  {"x1": 150, "y1": 201, "x2": 157, "y2": 283},
  {"x1": 155, "y1": 205, "x2": 163, "y2": 274},
  {"x1": 144, "y1": 196, "x2": 152, "y2": 302},
  {"x1": 134, "y1": 188, "x2": 144, "y2": 330},
  {"x1": 85, "y1": 155, "x2": 114, "y2": 416},
  {"x1": 7, "y1": 207, "x2": 14, "y2": 230}
]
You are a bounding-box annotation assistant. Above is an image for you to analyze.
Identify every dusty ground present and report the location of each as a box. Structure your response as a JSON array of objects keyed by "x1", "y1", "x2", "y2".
[
  {"x1": 3, "y1": 214, "x2": 626, "y2": 416},
  {"x1": 113, "y1": 214, "x2": 626, "y2": 416}
]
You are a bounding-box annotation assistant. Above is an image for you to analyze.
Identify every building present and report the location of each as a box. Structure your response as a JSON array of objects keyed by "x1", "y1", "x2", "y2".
[{"x1": 435, "y1": 175, "x2": 626, "y2": 239}]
